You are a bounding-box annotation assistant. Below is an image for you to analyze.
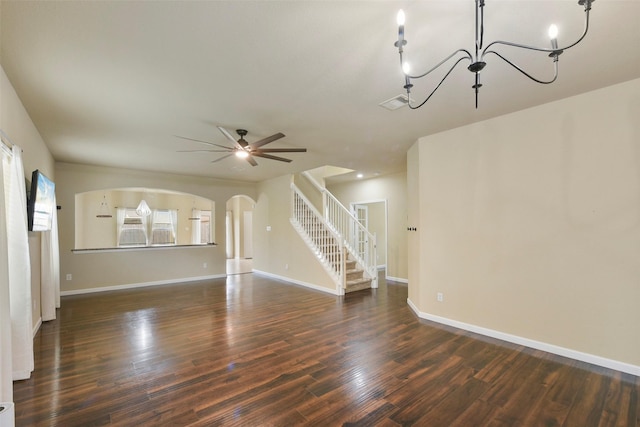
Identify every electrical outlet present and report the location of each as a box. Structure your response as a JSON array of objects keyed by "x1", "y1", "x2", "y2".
[
  {"x1": 437, "y1": 292, "x2": 444, "y2": 302},
  {"x1": 66, "y1": 274, "x2": 72, "y2": 281},
  {"x1": 285, "y1": 264, "x2": 289, "y2": 270},
  {"x1": 203, "y1": 262, "x2": 207, "y2": 268}
]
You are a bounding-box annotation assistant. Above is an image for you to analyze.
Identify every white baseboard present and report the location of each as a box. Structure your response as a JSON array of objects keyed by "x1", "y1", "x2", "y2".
[
  {"x1": 13, "y1": 370, "x2": 31, "y2": 381},
  {"x1": 386, "y1": 275, "x2": 408, "y2": 284},
  {"x1": 32, "y1": 317, "x2": 42, "y2": 338},
  {"x1": 252, "y1": 269, "x2": 341, "y2": 296},
  {"x1": 60, "y1": 274, "x2": 227, "y2": 296},
  {"x1": 407, "y1": 298, "x2": 640, "y2": 377}
]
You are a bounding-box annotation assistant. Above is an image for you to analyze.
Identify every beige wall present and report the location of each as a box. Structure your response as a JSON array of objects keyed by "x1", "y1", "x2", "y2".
[
  {"x1": 409, "y1": 78, "x2": 640, "y2": 369},
  {"x1": 253, "y1": 174, "x2": 336, "y2": 292},
  {"x1": 327, "y1": 171, "x2": 408, "y2": 281},
  {"x1": 406, "y1": 143, "x2": 421, "y2": 304},
  {"x1": 293, "y1": 172, "x2": 323, "y2": 211},
  {"x1": 1, "y1": 65, "x2": 55, "y2": 329},
  {"x1": 55, "y1": 162, "x2": 256, "y2": 292}
]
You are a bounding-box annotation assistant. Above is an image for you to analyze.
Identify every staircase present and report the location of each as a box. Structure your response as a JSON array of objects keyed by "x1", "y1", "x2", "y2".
[
  {"x1": 345, "y1": 257, "x2": 372, "y2": 292},
  {"x1": 290, "y1": 173, "x2": 376, "y2": 295}
]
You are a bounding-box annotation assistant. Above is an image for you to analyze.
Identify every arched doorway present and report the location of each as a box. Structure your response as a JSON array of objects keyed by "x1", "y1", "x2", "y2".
[{"x1": 225, "y1": 194, "x2": 255, "y2": 275}]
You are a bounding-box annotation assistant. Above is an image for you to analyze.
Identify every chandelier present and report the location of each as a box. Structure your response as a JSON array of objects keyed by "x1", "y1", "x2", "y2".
[
  {"x1": 395, "y1": 0, "x2": 595, "y2": 109},
  {"x1": 136, "y1": 199, "x2": 152, "y2": 217}
]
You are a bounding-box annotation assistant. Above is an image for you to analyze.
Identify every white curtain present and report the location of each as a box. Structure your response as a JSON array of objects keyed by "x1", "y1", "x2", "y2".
[
  {"x1": 40, "y1": 194, "x2": 60, "y2": 321},
  {"x1": 53, "y1": 204, "x2": 60, "y2": 308},
  {"x1": 191, "y1": 209, "x2": 201, "y2": 244},
  {"x1": 116, "y1": 207, "x2": 125, "y2": 243},
  {"x1": 170, "y1": 209, "x2": 177, "y2": 243},
  {"x1": 4, "y1": 146, "x2": 33, "y2": 380},
  {"x1": 0, "y1": 147, "x2": 13, "y2": 402}
]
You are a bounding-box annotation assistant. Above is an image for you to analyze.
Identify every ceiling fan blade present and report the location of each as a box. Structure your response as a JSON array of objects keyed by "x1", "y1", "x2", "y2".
[
  {"x1": 174, "y1": 135, "x2": 232, "y2": 150},
  {"x1": 217, "y1": 126, "x2": 244, "y2": 150},
  {"x1": 249, "y1": 132, "x2": 285, "y2": 149},
  {"x1": 211, "y1": 153, "x2": 234, "y2": 163},
  {"x1": 255, "y1": 148, "x2": 307, "y2": 153},
  {"x1": 252, "y1": 153, "x2": 293, "y2": 163},
  {"x1": 246, "y1": 155, "x2": 258, "y2": 167},
  {"x1": 177, "y1": 149, "x2": 231, "y2": 153}
]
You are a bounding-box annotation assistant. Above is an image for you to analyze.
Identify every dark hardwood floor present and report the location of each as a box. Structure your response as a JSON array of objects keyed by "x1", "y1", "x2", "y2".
[{"x1": 14, "y1": 273, "x2": 639, "y2": 426}]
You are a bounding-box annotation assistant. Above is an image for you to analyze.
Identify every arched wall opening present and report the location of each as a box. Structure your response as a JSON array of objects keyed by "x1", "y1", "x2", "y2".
[{"x1": 74, "y1": 187, "x2": 215, "y2": 250}]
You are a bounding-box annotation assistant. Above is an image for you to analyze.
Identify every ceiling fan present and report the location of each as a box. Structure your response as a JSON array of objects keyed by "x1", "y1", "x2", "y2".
[{"x1": 176, "y1": 126, "x2": 307, "y2": 166}]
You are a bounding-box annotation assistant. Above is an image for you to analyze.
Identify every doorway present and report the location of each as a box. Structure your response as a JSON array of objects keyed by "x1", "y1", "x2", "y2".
[
  {"x1": 351, "y1": 200, "x2": 387, "y2": 273},
  {"x1": 225, "y1": 195, "x2": 255, "y2": 275}
]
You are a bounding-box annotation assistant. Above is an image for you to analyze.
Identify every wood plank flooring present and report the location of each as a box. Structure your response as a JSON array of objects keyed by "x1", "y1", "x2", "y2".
[{"x1": 13, "y1": 273, "x2": 639, "y2": 426}]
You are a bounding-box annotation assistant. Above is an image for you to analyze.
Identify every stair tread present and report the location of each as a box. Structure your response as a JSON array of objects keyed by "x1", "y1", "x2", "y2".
[
  {"x1": 345, "y1": 277, "x2": 372, "y2": 293},
  {"x1": 346, "y1": 277, "x2": 371, "y2": 285}
]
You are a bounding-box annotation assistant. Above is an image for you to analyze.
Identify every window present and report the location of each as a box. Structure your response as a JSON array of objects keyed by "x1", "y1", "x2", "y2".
[
  {"x1": 150, "y1": 209, "x2": 177, "y2": 245},
  {"x1": 117, "y1": 208, "x2": 148, "y2": 246},
  {"x1": 116, "y1": 208, "x2": 178, "y2": 247},
  {"x1": 191, "y1": 209, "x2": 212, "y2": 244}
]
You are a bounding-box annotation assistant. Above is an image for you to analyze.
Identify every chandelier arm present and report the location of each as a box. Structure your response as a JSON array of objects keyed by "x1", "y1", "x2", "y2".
[
  {"x1": 481, "y1": 9, "x2": 591, "y2": 60},
  {"x1": 408, "y1": 57, "x2": 471, "y2": 110},
  {"x1": 484, "y1": 50, "x2": 559, "y2": 85},
  {"x1": 406, "y1": 49, "x2": 473, "y2": 80}
]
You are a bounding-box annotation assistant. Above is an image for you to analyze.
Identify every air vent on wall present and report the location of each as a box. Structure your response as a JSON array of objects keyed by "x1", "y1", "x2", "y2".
[{"x1": 379, "y1": 94, "x2": 412, "y2": 111}]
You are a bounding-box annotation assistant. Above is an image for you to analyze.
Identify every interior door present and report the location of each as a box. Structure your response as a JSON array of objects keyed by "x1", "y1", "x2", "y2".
[{"x1": 353, "y1": 204, "x2": 368, "y2": 261}]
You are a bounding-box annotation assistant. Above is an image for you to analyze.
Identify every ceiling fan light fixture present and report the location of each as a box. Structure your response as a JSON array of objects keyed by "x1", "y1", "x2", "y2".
[{"x1": 176, "y1": 126, "x2": 307, "y2": 166}]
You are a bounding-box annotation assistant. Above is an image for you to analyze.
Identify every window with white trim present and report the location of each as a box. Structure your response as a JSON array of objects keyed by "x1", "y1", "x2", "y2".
[
  {"x1": 117, "y1": 208, "x2": 148, "y2": 246},
  {"x1": 150, "y1": 209, "x2": 177, "y2": 245}
]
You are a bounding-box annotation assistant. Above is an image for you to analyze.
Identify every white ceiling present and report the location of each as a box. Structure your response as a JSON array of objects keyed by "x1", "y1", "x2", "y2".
[{"x1": 2, "y1": 0, "x2": 639, "y2": 183}]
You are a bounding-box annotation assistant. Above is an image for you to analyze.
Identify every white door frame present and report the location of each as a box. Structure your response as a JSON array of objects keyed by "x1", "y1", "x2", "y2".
[{"x1": 350, "y1": 199, "x2": 388, "y2": 273}]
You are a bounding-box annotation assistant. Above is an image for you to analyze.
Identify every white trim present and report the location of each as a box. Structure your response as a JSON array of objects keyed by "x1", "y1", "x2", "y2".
[
  {"x1": 386, "y1": 275, "x2": 408, "y2": 284},
  {"x1": 60, "y1": 274, "x2": 226, "y2": 296},
  {"x1": 72, "y1": 243, "x2": 216, "y2": 254},
  {"x1": 252, "y1": 269, "x2": 341, "y2": 296},
  {"x1": 349, "y1": 198, "x2": 388, "y2": 280},
  {"x1": 32, "y1": 317, "x2": 42, "y2": 338},
  {"x1": 12, "y1": 370, "x2": 31, "y2": 381},
  {"x1": 407, "y1": 298, "x2": 640, "y2": 377}
]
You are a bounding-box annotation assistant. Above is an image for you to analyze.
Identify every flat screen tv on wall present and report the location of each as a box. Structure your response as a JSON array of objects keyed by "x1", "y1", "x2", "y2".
[{"x1": 27, "y1": 169, "x2": 56, "y2": 232}]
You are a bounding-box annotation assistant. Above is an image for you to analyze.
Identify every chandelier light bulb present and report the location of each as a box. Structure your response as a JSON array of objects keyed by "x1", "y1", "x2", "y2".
[
  {"x1": 548, "y1": 24, "x2": 558, "y2": 40},
  {"x1": 397, "y1": 9, "x2": 406, "y2": 26},
  {"x1": 402, "y1": 62, "x2": 411, "y2": 75}
]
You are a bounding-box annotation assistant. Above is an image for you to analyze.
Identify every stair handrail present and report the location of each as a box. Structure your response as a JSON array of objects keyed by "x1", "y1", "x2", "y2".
[
  {"x1": 300, "y1": 172, "x2": 377, "y2": 287},
  {"x1": 323, "y1": 190, "x2": 377, "y2": 286},
  {"x1": 290, "y1": 182, "x2": 345, "y2": 293}
]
